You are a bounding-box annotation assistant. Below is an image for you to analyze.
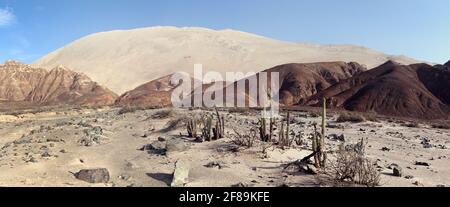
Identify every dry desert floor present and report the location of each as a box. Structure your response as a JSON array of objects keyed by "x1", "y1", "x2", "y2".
[{"x1": 0, "y1": 107, "x2": 448, "y2": 187}]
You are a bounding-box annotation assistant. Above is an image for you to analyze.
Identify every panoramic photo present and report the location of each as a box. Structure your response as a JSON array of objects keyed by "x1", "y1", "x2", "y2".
[{"x1": 0, "y1": 0, "x2": 449, "y2": 189}]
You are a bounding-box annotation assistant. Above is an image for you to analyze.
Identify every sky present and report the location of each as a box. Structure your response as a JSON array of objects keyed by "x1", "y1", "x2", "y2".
[{"x1": 0, "y1": 0, "x2": 449, "y2": 64}]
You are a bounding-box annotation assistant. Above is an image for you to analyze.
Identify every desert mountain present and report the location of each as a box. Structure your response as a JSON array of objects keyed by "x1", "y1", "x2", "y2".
[
  {"x1": 0, "y1": 60, "x2": 117, "y2": 106},
  {"x1": 265, "y1": 62, "x2": 366, "y2": 106},
  {"x1": 0, "y1": 60, "x2": 48, "y2": 101},
  {"x1": 33, "y1": 26, "x2": 422, "y2": 94},
  {"x1": 117, "y1": 62, "x2": 366, "y2": 108},
  {"x1": 306, "y1": 61, "x2": 450, "y2": 119},
  {"x1": 115, "y1": 75, "x2": 178, "y2": 107}
]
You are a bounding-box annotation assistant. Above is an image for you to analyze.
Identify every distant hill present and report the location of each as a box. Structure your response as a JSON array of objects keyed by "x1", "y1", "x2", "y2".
[
  {"x1": 0, "y1": 60, "x2": 117, "y2": 106},
  {"x1": 33, "y1": 26, "x2": 422, "y2": 94},
  {"x1": 306, "y1": 61, "x2": 450, "y2": 119}
]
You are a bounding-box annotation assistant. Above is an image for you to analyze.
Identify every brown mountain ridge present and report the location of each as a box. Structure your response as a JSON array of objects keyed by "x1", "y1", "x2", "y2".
[
  {"x1": 306, "y1": 61, "x2": 450, "y2": 119},
  {"x1": 0, "y1": 60, "x2": 117, "y2": 106}
]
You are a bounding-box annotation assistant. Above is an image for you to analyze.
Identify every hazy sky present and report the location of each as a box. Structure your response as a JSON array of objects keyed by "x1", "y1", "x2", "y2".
[{"x1": 0, "y1": 0, "x2": 449, "y2": 64}]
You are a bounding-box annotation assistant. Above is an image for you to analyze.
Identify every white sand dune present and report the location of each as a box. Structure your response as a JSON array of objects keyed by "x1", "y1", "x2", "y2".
[{"x1": 34, "y1": 26, "x2": 421, "y2": 94}]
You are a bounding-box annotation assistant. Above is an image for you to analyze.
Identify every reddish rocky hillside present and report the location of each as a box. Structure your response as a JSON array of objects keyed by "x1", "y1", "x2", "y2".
[
  {"x1": 218, "y1": 62, "x2": 366, "y2": 107},
  {"x1": 266, "y1": 62, "x2": 365, "y2": 105},
  {"x1": 0, "y1": 60, "x2": 48, "y2": 101},
  {"x1": 0, "y1": 61, "x2": 117, "y2": 106},
  {"x1": 115, "y1": 75, "x2": 177, "y2": 107},
  {"x1": 116, "y1": 62, "x2": 364, "y2": 108},
  {"x1": 306, "y1": 61, "x2": 450, "y2": 119}
]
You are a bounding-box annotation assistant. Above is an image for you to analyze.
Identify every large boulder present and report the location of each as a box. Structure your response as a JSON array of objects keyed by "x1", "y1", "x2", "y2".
[{"x1": 171, "y1": 160, "x2": 190, "y2": 187}]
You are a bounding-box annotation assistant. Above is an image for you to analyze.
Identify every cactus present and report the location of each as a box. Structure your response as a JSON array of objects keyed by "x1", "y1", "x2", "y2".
[
  {"x1": 320, "y1": 97, "x2": 327, "y2": 167},
  {"x1": 202, "y1": 116, "x2": 212, "y2": 141},
  {"x1": 187, "y1": 117, "x2": 200, "y2": 138},
  {"x1": 279, "y1": 121, "x2": 285, "y2": 144},
  {"x1": 269, "y1": 117, "x2": 274, "y2": 143},
  {"x1": 311, "y1": 97, "x2": 328, "y2": 168},
  {"x1": 286, "y1": 112, "x2": 291, "y2": 146},
  {"x1": 212, "y1": 108, "x2": 225, "y2": 140}
]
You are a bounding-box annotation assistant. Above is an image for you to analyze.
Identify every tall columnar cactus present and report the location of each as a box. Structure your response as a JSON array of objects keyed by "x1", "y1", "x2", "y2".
[
  {"x1": 320, "y1": 97, "x2": 327, "y2": 167},
  {"x1": 187, "y1": 117, "x2": 199, "y2": 138},
  {"x1": 269, "y1": 117, "x2": 274, "y2": 143},
  {"x1": 286, "y1": 112, "x2": 291, "y2": 146},
  {"x1": 202, "y1": 116, "x2": 212, "y2": 141},
  {"x1": 259, "y1": 117, "x2": 267, "y2": 142}
]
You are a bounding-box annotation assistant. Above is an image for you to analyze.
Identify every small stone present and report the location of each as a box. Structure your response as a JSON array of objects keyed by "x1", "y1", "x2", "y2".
[
  {"x1": 404, "y1": 175, "x2": 414, "y2": 179},
  {"x1": 412, "y1": 181, "x2": 423, "y2": 186},
  {"x1": 415, "y1": 161, "x2": 431, "y2": 166},
  {"x1": 74, "y1": 168, "x2": 110, "y2": 183},
  {"x1": 158, "y1": 137, "x2": 166, "y2": 142},
  {"x1": 393, "y1": 166, "x2": 403, "y2": 177},
  {"x1": 381, "y1": 147, "x2": 391, "y2": 152}
]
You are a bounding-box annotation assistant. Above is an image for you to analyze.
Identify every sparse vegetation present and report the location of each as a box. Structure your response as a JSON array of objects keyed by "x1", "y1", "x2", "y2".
[
  {"x1": 362, "y1": 111, "x2": 378, "y2": 122},
  {"x1": 118, "y1": 106, "x2": 142, "y2": 115},
  {"x1": 432, "y1": 122, "x2": 450, "y2": 129},
  {"x1": 330, "y1": 138, "x2": 380, "y2": 187},
  {"x1": 151, "y1": 109, "x2": 176, "y2": 119},
  {"x1": 229, "y1": 127, "x2": 258, "y2": 148},
  {"x1": 336, "y1": 113, "x2": 365, "y2": 123},
  {"x1": 228, "y1": 107, "x2": 250, "y2": 114},
  {"x1": 185, "y1": 108, "x2": 225, "y2": 141},
  {"x1": 403, "y1": 122, "x2": 420, "y2": 128}
]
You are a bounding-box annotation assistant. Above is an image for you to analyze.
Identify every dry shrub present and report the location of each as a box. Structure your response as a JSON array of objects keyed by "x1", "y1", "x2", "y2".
[
  {"x1": 151, "y1": 109, "x2": 176, "y2": 119},
  {"x1": 330, "y1": 139, "x2": 380, "y2": 187},
  {"x1": 363, "y1": 111, "x2": 378, "y2": 122},
  {"x1": 160, "y1": 117, "x2": 187, "y2": 133},
  {"x1": 403, "y1": 122, "x2": 420, "y2": 128},
  {"x1": 228, "y1": 107, "x2": 250, "y2": 114},
  {"x1": 118, "y1": 106, "x2": 143, "y2": 115},
  {"x1": 432, "y1": 122, "x2": 450, "y2": 129},
  {"x1": 229, "y1": 127, "x2": 258, "y2": 148},
  {"x1": 336, "y1": 113, "x2": 365, "y2": 123}
]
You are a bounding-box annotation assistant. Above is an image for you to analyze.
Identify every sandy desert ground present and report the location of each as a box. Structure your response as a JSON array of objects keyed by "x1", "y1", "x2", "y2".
[{"x1": 0, "y1": 107, "x2": 448, "y2": 187}]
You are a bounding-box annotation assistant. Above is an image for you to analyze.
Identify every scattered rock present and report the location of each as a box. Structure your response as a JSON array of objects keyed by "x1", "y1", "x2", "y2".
[
  {"x1": 412, "y1": 181, "x2": 424, "y2": 186},
  {"x1": 393, "y1": 166, "x2": 403, "y2": 177},
  {"x1": 421, "y1": 138, "x2": 434, "y2": 149},
  {"x1": 404, "y1": 175, "x2": 414, "y2": 179},
  {"x1": 204, "y1": 161, "x2": 227, "y2": 169},
  {"x1": 140, "y1": 141, "x2": 166, "y2": 155},
  {"x1": 166, "y1": 138, "x2": 189, "y2": 153},
  {"x1": 381, "y1": 147, "x2": 391, "y2": 152},
  {"x1": 329, "y1": 134, "x2": 345, "y2": 142},
  {"x1": 415, "y1": 161, "x2": 431, "y2": 167},
  {"x1": 74, "y1": 168, "x2": 110, "y2": 183}
]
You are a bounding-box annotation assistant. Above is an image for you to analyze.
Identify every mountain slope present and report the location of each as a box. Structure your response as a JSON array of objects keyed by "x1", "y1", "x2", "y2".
[
  {"x1": 0, "y1": 60, "x2": 117, "y2": 106},
  {"x1": 0, "y1": 60, "x2": 48, "y2": 101},
  {"x1": 306, "y1": 61, "x2": 450, "y2": 119},
  {"x1": 117, "y1": 62, "x2": 366, "y2": 108},
  {"x1": 33, "y1": 26, "x2": 422, "y2": 94}
]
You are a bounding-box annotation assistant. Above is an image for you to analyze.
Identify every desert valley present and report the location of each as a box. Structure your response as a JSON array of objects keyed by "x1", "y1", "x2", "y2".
[{"x1": 0, "y1": 27, "x2": 449, "y2": 187}]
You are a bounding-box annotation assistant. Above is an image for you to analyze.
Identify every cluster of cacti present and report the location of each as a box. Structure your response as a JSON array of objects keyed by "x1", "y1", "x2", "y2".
[
  {"x1": 311, "y1": 97, "x2": 328, "y2": 168},
  {"x1": 258, "y1": 116, "x2": 275, "y2": 142},
  {"x1": 186, "y1": 108, "x2": 225, "y2": 142}
]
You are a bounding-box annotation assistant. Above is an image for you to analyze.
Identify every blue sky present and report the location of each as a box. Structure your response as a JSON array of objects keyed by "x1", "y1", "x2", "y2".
[{"x1": 0, "y1": 0, "x2": 449, "y2": 64}]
